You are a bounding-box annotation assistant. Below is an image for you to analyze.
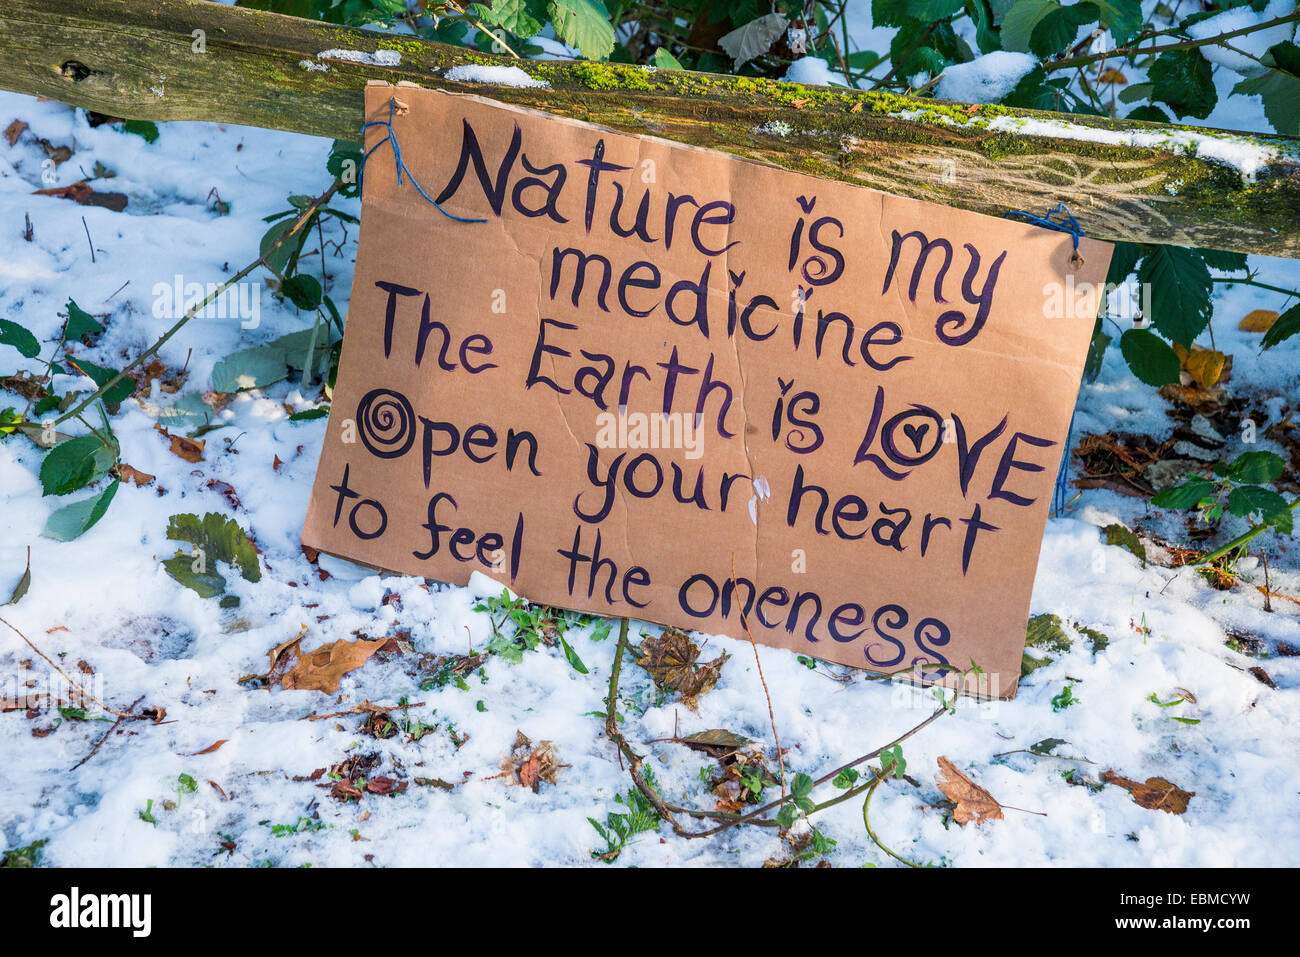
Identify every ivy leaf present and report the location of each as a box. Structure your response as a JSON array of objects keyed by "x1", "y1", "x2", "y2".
[
  {"x1": 39, "y1": 433, "x2": 117, "y2": 496},
  {"x1": 547, "y1": 0, "x2": 616, "y2": 61},
  {"x1": 0, "y1": 319, "x2": 39, "y2": 359},
  {"x1": 1224, "y1": 450, "x2": 1284, "y2": 485},
  {"x1": 64, "y1": 299, "x2": 104, "y2": 342},
  {"x1": 1137, "y1": 246, "x2": 1211, "y2": 345},
  {"x1": 1261, "y1": 303, "x2": 1300, "y2": 350},
  {"x1": 1119, "y1": 328, "x2": 1181, "y2": 386},
  {"x1": 1150, "y1": 50, "x2": 1216, "y2": 119},
  {"x1": 1151, "y1": 476, "x2": 1214, "y2": 510},
  {"x1": 1227, "y1": 486, "x2": 1293, "y2": 534},
  {"x1": 42, "y1": 480, "x2": 119, "y2": 541}
]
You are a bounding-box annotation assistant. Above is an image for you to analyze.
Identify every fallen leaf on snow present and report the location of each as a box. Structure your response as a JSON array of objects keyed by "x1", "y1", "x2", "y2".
[
  {"x1": 635, "y1": 627, "x2": 730, "y2": 710},
  {"x1": 1101, "y1": 770, "x2": 1194, "y2": 814},
  {"x1": 936, "y1": 755, "x2": 1004, "y2": 825},
  {"x1": 115, "y1": 463, "x2": 155, "y2": 486},
  {"x1": 493, "y1": 730, "x2": 567, "y2": 793},
  {"x1": 280, "y1": 636, "x2": 401, "y2": 694},
  {"x1": 183, "y1": 739, "x2": 229, "y2": 756},
  {"x1": 3, "y1": 120, "x2": 27, "y2": 146},
  {"x1": 1238, "y1": 309, "x2": 1279, "y2": 332},
  {"x1": 156, "y1": 424, "x2": 204, "y2": 462}
]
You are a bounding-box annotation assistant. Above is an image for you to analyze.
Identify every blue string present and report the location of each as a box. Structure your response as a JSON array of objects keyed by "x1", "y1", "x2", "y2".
[
  {"x1": 1002, "y1": 202, "x2": 1083, "y2": 253},
  {"x1": 359, "y1": 99, "x2": 486, "y2": 224},
  {"x1": 1004, "y1": 203, "x2": 1084, "y2": 519}
]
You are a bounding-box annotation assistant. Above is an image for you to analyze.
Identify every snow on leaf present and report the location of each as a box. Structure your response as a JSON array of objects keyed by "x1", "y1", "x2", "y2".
[
  {"x1": 165, "y1": 512, "x2": 262, "y2": 595},
  {"x1": 717, "y1": 13, "x2": 788, "y2": 69},
  {"x1": 42, "y1": 480, "x2": 119, "y2": 542}
]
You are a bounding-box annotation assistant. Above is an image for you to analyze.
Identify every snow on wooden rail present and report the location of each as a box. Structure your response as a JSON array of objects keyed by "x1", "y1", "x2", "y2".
[{"x1": 1, "y1": 0, "x2": 1298, "y2": 256}]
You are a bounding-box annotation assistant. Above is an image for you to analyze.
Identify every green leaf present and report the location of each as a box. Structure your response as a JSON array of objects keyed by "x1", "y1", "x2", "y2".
[
  {"x1": 790, "y1": 772, "x2": 814, "y2": 800},
  {"x1": 475, "y1": 0, "x2": 547, "y2": 38},
  {"x1": 42, "y1": 480, "x2": 119, "y2": 541},
  {"x1": 1199, "y1": 248, "x2": 1248, "y2": 273},
  {"x1": 1233, "y1": 70, "x2": 1300, "y2": 135},
  {"x1": 998, "y1": 0, "x2": 1053, "y2": 50},
  {"x1": 1104, "y1": 240, "x2": 1142, "y2": 286},
  {"x1": 1030, "y1": 737, "x2": 1068, "y2": 756},
  {"x1": 651, "y1": 47, "x2": 684, "y2": 69},
  {"x1": 1137, "y1": 245, "x2": 1211, "y2": 345},
  {"x1": 558, "y1": 635, "x2": 589, "y2": 674},
  {"x1": 1224, "y1": 450, "x2": 1284, "y2": 484},
  {"x1": 1125, "y1": 104, "x2": 1172, "y2": 123},
  {"x1": 1261, "y1": 303, "x2": 1300, "y2": 350},
  {"x1": 39, "y1": 433, "x2": 117, "y2": 496},
  {"x1": 165, "y1": 512, "x2": 262, "y2": 588},
  {"x1": 66, "y1": 358, "x2": 134, "y2": 408},
  {"x1": 259, "y1": 218, "x2": 301, "y2": 278},
  {"x1": 64, "y1": 299, "x2": 104, "y2": 341},
  {"x1": 210, "y1": 328, "x2": 337, "y2": 393},
  {"x1": 1227, "y1": 486, "x2": 1293, "y2": 534},
  {"x1": 1084, "y1": 314, "x2": 1111, "y2": 382},
  {"x1": 122, "y1": 119, "x2": 160, "y2": 143},
  {"x1": 1092, "y1": 0, "x2": 1141, "y2": 45},
  {"x1": 0, "y1": 319, "x2": 39, "y2": 359},
  {"x1": 1150, "y1": 49, "x2": 1216, "y2": 119},
  {"x1": 162, "y1": 553, "x2": 228, "y2": 598},
  {"x1": 1266, "y1": 40, "x2": 1300, "y2": 79},
  {"x1": 281, "y1": 274, "x2": 323, "y2": 311},
  {"x1": 288, "y1": 407, "x2": 329, "y2": 421},
  {"x1": 1119, "y1": 328, "x2": 1181, "y2": 386},
  {"x1": 873, "y1": 0, "x2": 965, "y2": 27},
  {"x1": 1103, "y1": 522, "x2": 1145, "y2": 564},
  {"x1": 1029, "y1": 2, "x2": 1099, "y2": 58},
  {"x1": 1151, "y1": 476, "x2": 1214, "y2": 510},
  {"x1": 547, "y1": 0, "x2": 616, "y2": 60},
  {"x1": 832, "y1": 768, "x2": 860, "y2": 788}
]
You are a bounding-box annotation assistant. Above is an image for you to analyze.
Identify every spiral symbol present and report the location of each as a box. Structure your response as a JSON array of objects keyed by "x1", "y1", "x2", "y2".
[{"x1": 356, "y1": 388, "x2": 415, "y2": 459}]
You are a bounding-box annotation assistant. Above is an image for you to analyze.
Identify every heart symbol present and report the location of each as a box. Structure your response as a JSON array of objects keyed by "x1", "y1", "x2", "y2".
[{"x1": 903, "y1": 422, "x2": 929, "y2": 453}]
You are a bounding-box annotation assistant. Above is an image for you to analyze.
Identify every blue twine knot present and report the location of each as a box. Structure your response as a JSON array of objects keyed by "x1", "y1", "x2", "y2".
[
  {"x1": 1002, "y1": 203, "x2": 1083, "y2": 255},
  {"x1": 359, "y1": 98, "x2": 486, "y2": 224}
]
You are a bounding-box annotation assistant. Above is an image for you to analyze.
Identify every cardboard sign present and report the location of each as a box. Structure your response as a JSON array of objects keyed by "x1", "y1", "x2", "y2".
[{"x1": 302, "y1": 82, "x2": 1113, "y2": 698}]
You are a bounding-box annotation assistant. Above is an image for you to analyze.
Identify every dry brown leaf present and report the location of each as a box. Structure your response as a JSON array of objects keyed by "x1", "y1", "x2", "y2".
[
  {"x1": 281, "y1": 636, "x2": 400, "y2": 694},
  {"x1": 1101, "y1": 770, "x2": 1194, "y2": 814},
  {"x1": 496, "y1": 730, "x2": 566, "y2": 793},
  {"x1": 635, "y1": 627, "x2": 730, "y2": 710},
  {"x1": 935, "y1": 755, "x2": 1003, "y2": 825},
  {"x1": 1097, "y1": 67, "x2": 1127, "y2": 84},
  {"x1": 155, "y1": 425, "x2": 205, "y2": 463},
  {"x1": 183, "y1": 739, "x2": 229, "y2": 756},
  {"x1": 115, "y1": 463, "x2": 155, "y2": 486},
  {"x1": 1238, "y1": 309, "x2": 1279, "y2": 332},
  {"x1": 4, "y1": 119, "x2": 27, "y2": 146}
]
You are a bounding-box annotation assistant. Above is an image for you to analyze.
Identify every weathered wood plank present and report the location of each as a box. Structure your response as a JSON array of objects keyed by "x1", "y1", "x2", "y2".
[{"x1": 1, "y1": 0, "x2": 1298, "y2": 256}]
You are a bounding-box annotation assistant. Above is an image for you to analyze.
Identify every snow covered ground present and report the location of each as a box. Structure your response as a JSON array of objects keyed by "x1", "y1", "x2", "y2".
[{"x1": 2, "y1": 11, "x2": 1299, "y2": 868}]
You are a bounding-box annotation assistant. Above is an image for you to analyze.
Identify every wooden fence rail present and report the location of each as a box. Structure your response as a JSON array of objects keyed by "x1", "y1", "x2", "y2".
[{"x1": 1, "y1": 0, "x2": 1298, "y2": 256}]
